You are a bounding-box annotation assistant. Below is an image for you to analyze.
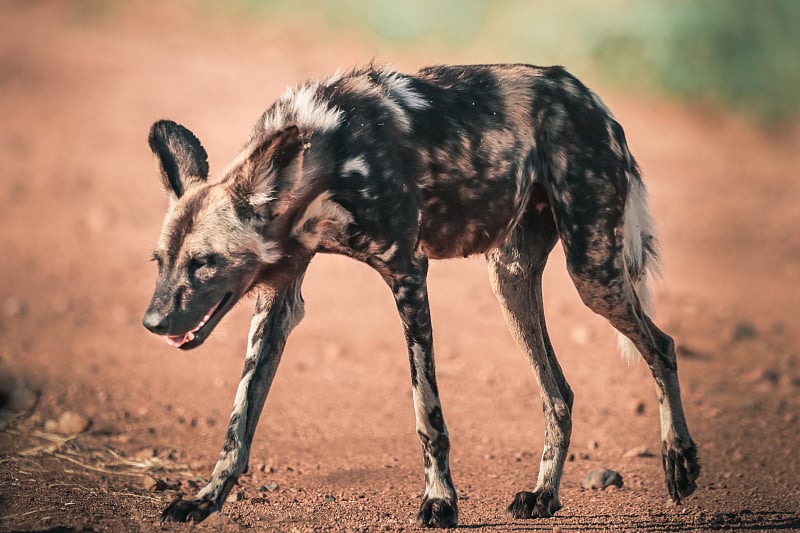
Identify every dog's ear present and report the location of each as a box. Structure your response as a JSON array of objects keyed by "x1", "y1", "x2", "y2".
[
  {"x1": 229, "y1": 125, "x2": 304, "y2": 220},
  {"x1": 148, "y1": 120, "x2": 209, "y2": 199}
]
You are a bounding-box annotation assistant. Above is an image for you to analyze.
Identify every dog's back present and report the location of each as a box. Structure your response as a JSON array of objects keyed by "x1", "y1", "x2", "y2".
[{"x1": 252, "y1": 64, "x2": 627, "y2": 262}]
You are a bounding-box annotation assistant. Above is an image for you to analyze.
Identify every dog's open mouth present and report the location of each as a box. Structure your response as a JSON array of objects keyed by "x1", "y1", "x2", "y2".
[{"x1": 165, "y1": 293, "x2": 232, "y2": 348}]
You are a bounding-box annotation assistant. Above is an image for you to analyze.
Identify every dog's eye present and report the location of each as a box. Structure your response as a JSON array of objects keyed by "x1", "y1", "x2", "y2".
[
  {"x1": 187, "y1": 257, "x2": 209, "y2": 280},
  {"x1": 188, "y1": 254, "x2": 221, "y2": 281}
]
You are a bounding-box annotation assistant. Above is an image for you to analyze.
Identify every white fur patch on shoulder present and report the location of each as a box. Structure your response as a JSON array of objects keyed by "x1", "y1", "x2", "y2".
[
  {"x1": 380, "y1": 70, "x2": 430, "y2": 110},
  {"x1": 267, "y1": 83, "x2": 342, "y2": 133}
]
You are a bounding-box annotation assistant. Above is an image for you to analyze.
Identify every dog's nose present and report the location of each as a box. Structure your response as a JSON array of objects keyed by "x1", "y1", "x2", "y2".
[{"x1": 142, "y1": 309, "x2": 170, "y2": 334}]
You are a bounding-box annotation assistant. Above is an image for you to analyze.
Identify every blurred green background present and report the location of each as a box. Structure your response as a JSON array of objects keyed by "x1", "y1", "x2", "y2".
[{"x1": 78, "y1": 0, "x2": 800, "y2": 126}]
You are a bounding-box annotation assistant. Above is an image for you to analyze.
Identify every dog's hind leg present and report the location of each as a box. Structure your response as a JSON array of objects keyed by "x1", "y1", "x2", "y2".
[
  {"x1": 487, "y1": 190, "x2": 570, "y2": 518},
  {"x1": 548, "y1": 161, "x2": 700, "y2": 503},
  {"x1": 381, "y1": 252, "x2": 458, "y2": 528},
  {"x1": 161, "y1": 270, "x2": 308, "y2": 522},
  {"x1": 567, "y1": 255, "x2": 700, "y2": 502}
]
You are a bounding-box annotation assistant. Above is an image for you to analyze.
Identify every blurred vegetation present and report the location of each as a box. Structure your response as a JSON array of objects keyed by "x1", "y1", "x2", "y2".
[
  {"x1": 588, "y1": 0, "x2": 800, "y2": 125},
  {"x1": 75, "y1": 0, "x2": 800, "y2": 125}
]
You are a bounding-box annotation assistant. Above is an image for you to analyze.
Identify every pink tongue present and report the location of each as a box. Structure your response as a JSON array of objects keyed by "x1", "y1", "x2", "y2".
[
  {"x1": 163, "y1": 300, "x2": 219, "y2": 349},
  {"x1": 165, "y1": 334, "x2": 190, "y2": 348}
]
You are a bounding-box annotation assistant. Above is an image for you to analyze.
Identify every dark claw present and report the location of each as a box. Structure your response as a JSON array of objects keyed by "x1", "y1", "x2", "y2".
[
  {"x1": 160, "y1": 498, "x2": 217, "y2": 523},
  {"x1": 508, "y1": 490, "x2": 561, "y2": 519},
  {"x1": 661, "y1": 439, "x2": 700, "y2": 503},
  {"x1": 416, "y1": 497, "x2": 458, "y2": 528}
]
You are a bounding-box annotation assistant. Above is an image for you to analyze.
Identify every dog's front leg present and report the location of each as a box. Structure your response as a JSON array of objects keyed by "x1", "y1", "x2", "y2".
[
  {"x1": 161, "y1": 275, "x2": 307, "y2": 523},
  {"x1": 384, "y1": 253, "x2": 458, "y2": 528}
]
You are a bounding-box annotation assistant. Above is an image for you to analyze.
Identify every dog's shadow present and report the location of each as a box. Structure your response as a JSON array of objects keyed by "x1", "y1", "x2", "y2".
[{"x1": 461, "y1": 510, "x2": 800, "y2": 531}]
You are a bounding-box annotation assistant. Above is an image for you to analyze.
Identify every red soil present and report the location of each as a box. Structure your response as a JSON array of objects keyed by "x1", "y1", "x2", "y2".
[{"x1": 1, "y1": 3, "x2": 798, "y2": 531}]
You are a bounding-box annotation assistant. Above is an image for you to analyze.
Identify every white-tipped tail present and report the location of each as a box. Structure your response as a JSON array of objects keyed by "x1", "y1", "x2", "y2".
[{"x1": 616, "y1": 175, "x2": 660, "y2": 366}]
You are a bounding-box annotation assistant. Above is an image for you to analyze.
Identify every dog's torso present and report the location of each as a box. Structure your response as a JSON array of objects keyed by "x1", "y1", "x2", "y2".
[{"x1": 256, "y1": 64, "x2": 606, "y2": 264}]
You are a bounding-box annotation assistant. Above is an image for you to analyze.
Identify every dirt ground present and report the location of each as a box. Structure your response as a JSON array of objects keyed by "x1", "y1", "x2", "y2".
[{"x1": 1, "y1": 3, "x2": 799, "y2": 532}]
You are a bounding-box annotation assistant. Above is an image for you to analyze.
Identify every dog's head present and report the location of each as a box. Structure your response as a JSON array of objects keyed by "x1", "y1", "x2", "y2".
[{"x1": 142, "y1": 120, "x2": 312, "y2": 349}]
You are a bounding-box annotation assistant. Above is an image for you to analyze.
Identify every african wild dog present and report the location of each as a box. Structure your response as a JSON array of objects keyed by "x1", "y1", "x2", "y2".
[{"x1": 143, "y1": 64, "x2": 699, "y2": 526}]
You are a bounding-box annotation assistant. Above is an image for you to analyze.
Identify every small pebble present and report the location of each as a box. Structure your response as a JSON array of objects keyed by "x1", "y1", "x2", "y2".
[
  {"x1": 48, "y1": 411, "x2": 91, "y2": 434},
  {"x1": 142, "y1": 475, "x2": 166, "y2": 492},
  {"x1": 731, "y1": 322, "x2": 758, "y2": 342},
  {"x1": 581, "y1": 469, "x2": 623, "y2": 490}
]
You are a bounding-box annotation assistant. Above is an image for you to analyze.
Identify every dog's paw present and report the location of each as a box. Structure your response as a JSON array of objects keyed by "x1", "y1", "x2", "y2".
[
  {"x1": 507, "y1": 490, "x2": 561, "y2": 519},
  {"x1": 662, "y1": 440, "x2": 700, "y2": 503},
  {"x1": 416, "y1": 496, "x2": 458, "y2": 528},
  {"x1": 160, "y1": 498, "x2": 217, "y2": 523}
]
